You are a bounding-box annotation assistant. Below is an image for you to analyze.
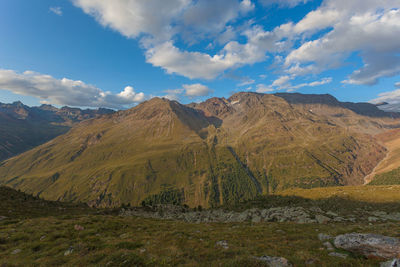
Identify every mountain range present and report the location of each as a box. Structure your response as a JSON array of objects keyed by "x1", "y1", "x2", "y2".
[
  {"x1": 1, "y1": 92, "x2": 400, "y2": 208},
  {"x1": 0, "y1": 101, "x2": 114, "y2": 162}
]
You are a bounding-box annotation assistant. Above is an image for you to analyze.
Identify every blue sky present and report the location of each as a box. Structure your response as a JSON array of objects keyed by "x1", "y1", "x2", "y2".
[{"x1": 0, "y1": 0, "x2": 399, "y2": 109}]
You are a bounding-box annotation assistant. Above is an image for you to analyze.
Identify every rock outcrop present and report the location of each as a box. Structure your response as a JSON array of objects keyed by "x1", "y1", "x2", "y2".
[{"x1": 334, "y1": 233, "x2": 400, "y2": 259}]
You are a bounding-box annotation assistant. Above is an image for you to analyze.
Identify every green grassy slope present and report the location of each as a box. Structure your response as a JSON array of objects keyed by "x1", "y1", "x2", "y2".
[
  {"x1": 369, "y1": 168, "x2": 400, "y2": 185},
  {"x1": 0, "y1": 93, "x2": 396, "y2": 207}
]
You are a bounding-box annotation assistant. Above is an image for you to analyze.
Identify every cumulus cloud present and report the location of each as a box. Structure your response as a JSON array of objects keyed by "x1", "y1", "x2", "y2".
[
  {"x1": 183, "y1": 83, "x2": 213, "y2": 97},
  {"x1": 284, "y1": 1, "x2": 400, "y2": 85},
  {"x1": 72, "y1": 0, "x2": 190, "y2": 41},
  {"x1": 370, "y1": 81, "x2": 400, "y2": 111},
  {"x1": 256, "y1": 76, "x2": 332, "y2": 92},
  {"x1": 256, "y1": 84, "x2": 274, "y2": 93},
  {"x1": 163, "y1": 84, "x2": 212, "y2": 100},
  {"x1": 0, "y1": 69, "x2": 145, "y2": 109},
  {"x1": 182, "y1": 0, "x2": 254, "y2": 39},
  {"x1": 163, "y1": 89, "x2": 184, "y2": 101},
  {"x1": 73, "y1": 0, "x2": 265, "y2": 79},
  {"x1": 49, "y1": 6, "x2": 63, "y2": 16},
  {"x1": 73, "y1": 0, "x2": 400, "y2": 86}
]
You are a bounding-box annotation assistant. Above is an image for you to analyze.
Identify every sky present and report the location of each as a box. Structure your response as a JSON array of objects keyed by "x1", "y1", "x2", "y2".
[{"x1": 0, "y1": 0, "x2": 399, "y2": 109}]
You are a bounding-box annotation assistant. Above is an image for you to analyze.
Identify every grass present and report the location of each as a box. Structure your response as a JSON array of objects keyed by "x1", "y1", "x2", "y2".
[
  {"x1": 2, "y1": 215, "x2": 400, "y2": 266},
  {"x1": 1, "y1": 185, "x2": 400, "y2": 266},
  {"x1": 369, "y1": 168, "x2": 400, "y2": 185},
  {"x1": 278, "y1": 185, "x2": 400, "y2": 203}
]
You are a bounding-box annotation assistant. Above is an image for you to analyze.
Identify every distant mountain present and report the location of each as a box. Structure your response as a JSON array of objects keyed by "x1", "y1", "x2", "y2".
[
  {"x1": 0, "y1": 93, "x2": 399, "y2": 208},
  {"x1": 0, "y1": 101, "x2": 114, "y2": 161}
]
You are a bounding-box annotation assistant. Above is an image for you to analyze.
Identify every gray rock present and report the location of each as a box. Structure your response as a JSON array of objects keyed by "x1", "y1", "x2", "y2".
[
  {"x1": 64, "y1": 247, "x2": 74, "y2": 256},
  {"x1": 333, "y1": 217, "x2": 345, "y2": 222},
  {"x1": 252, "y1": 215, "x2": 261, "y2": 223},
  {"x1": 315, "y1": 215, "x2": 331, "y2": 224},
  {"x1": 40, "y1": 235, "x2": 46, "y2": 241},
  {"x1": 253, "y1": 255, "x2": 292, "y2": 267},
  {"x1": 11, "y1": 249, "x2": 21, "y2": 255},
  {"x1": 216, "y1": 240, "x2": 229, "y2": 249},
  {"x1": 368, "y1": 217, "x2": 379, "y2": 222},
  {"x1": 334, "y1": 233, "x2": 400, "y2": 259},
  {"x1": 318, "y1": 233, "x2": 332, "y2": 241},
  {"x1": 347, "y1": 217, "x2": 356, "y2": 222},
  {"x1": 309, "y1": 207, "x2": 323, "y2": 213},
  {"x1": 380, "y1": 258, "x2": 400, "y2": 267},
  {"x1": 326, "y1": 211, "x2": 338, "y2": 217},
  {"x1": 0, "y1": 216, "x2": 7, "y2": 221},
  {"x1": 329, "y1": 252, "x2": 348, "y2": 259}
]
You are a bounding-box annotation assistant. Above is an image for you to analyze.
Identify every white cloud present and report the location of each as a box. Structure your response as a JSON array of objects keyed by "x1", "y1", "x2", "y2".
[
  {"x1": 370, "y1": 81, "x2": 400, "y2": 111},
  {"x1": 73, "y1": 0, "x2": 266, "y2": 79},
  {"x1": 73, "y1": 0, "x2": 400, "y2": 86},
  {"x1": 72, "y1": 0, "x2": 190, "y2": 41},
  {"x1": 284, "y1": 1, "x2": 400, "y2": 85},
  {"x1": 145, "y1": 42, "x2": 229, "y2": 80},
  {"x1": 49, "y1": 6, "x2": 63, "y2": 16},
  {"x1": 163, "y1": 84, "x2": 212, "y2": 99},
  {"x1": 272, "y1": 75, "x2": 291, "y2": 87},
  {"x1": 163, "y1": 89, "x2": 184, "y2": 101},
  {"x1": 238, "y1": 78, "x2": 255, "y2": 86},
  {"x1": 259, "y1": 0, "x2": 312, "y2": 8},
  {"x1": 0, "y1": 69, "x2": 145, "y2": 109},
  {"x1": 290, "y1": 77, "x2": 332, "y2": 89},
  {"x1": 183, "y1": 84, "x2": 213, "y2": 97},
  {"x1": 256, "y1": 84, "x2": 274, "y2": 93},
  {"x1": 256, "y1": 76, "x2": 332, "y2": 92},
  {"x1": 182, "y1": 0, "x2": 254, "y2": 39}
]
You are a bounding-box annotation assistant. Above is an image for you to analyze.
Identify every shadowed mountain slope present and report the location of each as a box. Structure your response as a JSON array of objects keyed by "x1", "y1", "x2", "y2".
[
  {"x1": 0, "y1": 93, "x2": 399, "y2": 207},
  {"x1": 0, "y1": 101, "x2": 114, "y2": 161}
]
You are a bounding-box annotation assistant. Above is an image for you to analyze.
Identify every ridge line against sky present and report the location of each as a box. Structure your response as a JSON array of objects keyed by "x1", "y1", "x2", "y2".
[{"x1": 0, "y1": 0, "x2": 399, "y2": 109}]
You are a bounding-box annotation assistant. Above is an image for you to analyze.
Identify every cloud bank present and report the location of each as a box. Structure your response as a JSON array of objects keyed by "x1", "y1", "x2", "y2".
[{"x1": 0, "y1": 69, "x2": 145, "y2": 108}]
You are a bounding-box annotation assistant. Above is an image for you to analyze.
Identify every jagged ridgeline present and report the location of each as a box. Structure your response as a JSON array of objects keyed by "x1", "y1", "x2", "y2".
[{"x1": 0, "y1": 93, "x2": 398, "y2": 207}]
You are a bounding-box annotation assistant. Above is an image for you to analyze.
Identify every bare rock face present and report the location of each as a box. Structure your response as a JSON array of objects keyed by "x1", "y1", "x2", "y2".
[{"x1": 334, "y1": 233, "x2": 400, "y2": 259}]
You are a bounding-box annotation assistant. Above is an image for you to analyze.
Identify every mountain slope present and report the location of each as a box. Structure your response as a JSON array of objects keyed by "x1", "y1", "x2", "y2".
[
  {"x1": 0, "y1": 93, "x2": 398, "y2": 207},
  {"x1": 0, "y1": 101, "x2": 113, "y2": 161}
]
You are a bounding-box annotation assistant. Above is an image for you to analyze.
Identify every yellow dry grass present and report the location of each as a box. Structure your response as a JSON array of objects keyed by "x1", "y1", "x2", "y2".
[{"x1": 279, "y1": 185, "x2": 400, "y2": 203}]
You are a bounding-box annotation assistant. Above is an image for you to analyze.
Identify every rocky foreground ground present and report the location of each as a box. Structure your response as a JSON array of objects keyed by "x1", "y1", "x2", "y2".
[
  {"x1": 1, "y1": 186, "x2": 400, "y2": 266},
  {"x1": 120, "y1": 204, "x2": 400, "y2": 224}
]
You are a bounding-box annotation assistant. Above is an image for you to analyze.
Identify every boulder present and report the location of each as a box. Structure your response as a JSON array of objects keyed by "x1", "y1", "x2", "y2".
[
  {"x1": 315, "y1": 215, "x2": 331, "y2": 224},
  {"x1": 380, "y1": 258, "x2": 400, "y2": 267},
  {"x1": 253, "y1": 255, "x2": 292, "y2": 267},
  {"x1": 334, "y1": 233, "x2": 400, "y2": 259}
]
